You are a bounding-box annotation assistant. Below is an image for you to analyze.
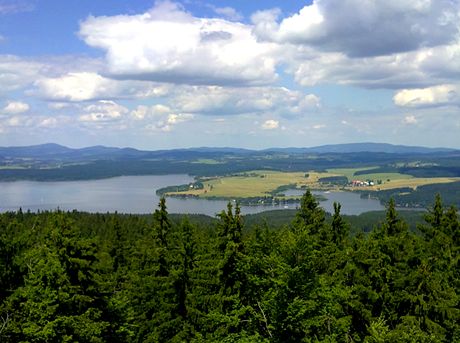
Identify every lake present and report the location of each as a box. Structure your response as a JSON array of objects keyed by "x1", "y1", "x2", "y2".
[{"x1": 0, "y1": 175, "x2": 385, "y2": 216}]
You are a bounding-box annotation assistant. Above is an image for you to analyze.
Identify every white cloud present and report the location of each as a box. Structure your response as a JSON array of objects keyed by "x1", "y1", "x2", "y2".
[
  {"x1": 312, "y1": 124, "x2": 326, "y2": 129},
  {"x1": 170, "y1": 85, "x2": 320, "y2": 117},
  {"x1": 261, "y1": 119, "x2": 279, "y2": 130},
  {"x1": 130, "y1": 103, "x2": 192, "y2": 131},
  {"x1": 0, "y1": 55, "x2": 44, "y2": 95},
  {"x1": 288, "y1": 42, "x2": 460, "y2": 89},
  {"x1": 131, "y1": 104, "x2": 172, "y2": 120},
  {"x1": 299, "y1": 94, "x2": 321, "y2": 110},
  {"x1": 36, "y1": 72, "x2": 118, "y2": 102},
  {"x1": 166, "y1": 113, "x2": 193, "y2": 124},
  {"x1": 38, "y1": 117, "x2": 59, "y2": 128},
  {"x1": 394, "y1": 84, "x2": 460, "y2": 107},
  {"x1": 2, "y1": 101, "x2": 29, "y2": 114},
  {"x1": 5, "y1": 116, "x2": 22, "y2": 126},
  {"x1": 403, "y1": 115, "x2": 418, "y2": 124},
  {"x1": 152, "y1": 113, "x2": 194, "y2": 132},
  {"x1": 253, "y1": 0, "x2": 460, "y2": 57},
  {"x1": 79, "y1": 1, "x2": 277, "y2": 86},
  {"x1": 35, "y1": 72, "x2": 170, "y2": 102},
  {"x1": 79, "y1": 100, "x2": 128, "y2": 122},
  {"x1": 48, "y1": 102, "x2": 71, "y2": 110},
  {"x1": 131, "y1": 105, "x2": 149, "y2": 120}
]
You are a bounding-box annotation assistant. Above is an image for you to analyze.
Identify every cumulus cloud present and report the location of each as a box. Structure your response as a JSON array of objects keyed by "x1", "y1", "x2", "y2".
[
  {"x1": 2, "y1": 101, "x2": 29, "y2": 114},
  {"x1": 35, "y1": 72, "x2": 170, "y2": 102},
  {"x1": 131, "y1": 104, "x2": 172, "y2": 120},
  {"x1": 0, "y1": 55, "x2": 45, "y2": 95},
  {"x1": 79, "y1": 100, "x2": 128, "y2": 122},
  {"x1": 394, "y1": 84, "x2": 460, "y2": 107},
  {"x1": 48, "y1": 102, "x2": 71, "y2": 110},
  {"x1": 38, "y1": 117, "x2": 59, "y2": 128},
  {"x1": 79, "y1": 1, "x2": 277, "y2": 86},
  {"x1": 252, "y1": 0, "x2": 460, "y2": 57},
  {"x1": 403, "y1": 115, "x2": 418, "y2": 124},
  {"x1": 152, "y1": 113, "x2": 194, "y2": 132},
  {"x1": 261, "y1": 119, "x2": 279, "y2": 130},
  {"x1": 130, "y1": 103, "x2": 192, "y2": 131},
  {"x1": 288, "y1": 41, "x2": 460, "y2": 89},
  {"x1": 170, "y1": 86, "x2": 320, "y2": 117},
  {"x1": 312, "y1": 124, "x2": 326, "y2": 129}
]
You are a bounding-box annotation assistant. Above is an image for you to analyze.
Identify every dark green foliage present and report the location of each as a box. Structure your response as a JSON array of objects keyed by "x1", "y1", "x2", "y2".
[
  {"x1": 0, "y1": 193, "x2": 459, "y2": 342},
  {"x1": 362, "y1": 181, "x2": 460, "y2": 208}
]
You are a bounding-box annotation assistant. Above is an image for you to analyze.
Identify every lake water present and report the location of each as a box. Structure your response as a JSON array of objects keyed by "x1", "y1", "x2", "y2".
[{"x1": 0, "y1": 175, "x2": 385, "y2": 216}]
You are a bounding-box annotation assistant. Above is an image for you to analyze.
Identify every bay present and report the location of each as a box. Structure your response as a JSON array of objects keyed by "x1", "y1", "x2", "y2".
[{"x1": 0, "y1": 175, "x2": 385, "y2": 216}]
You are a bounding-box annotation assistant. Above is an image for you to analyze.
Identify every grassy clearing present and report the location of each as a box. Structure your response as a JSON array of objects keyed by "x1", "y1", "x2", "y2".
[
  {"x1": 0, "y1": 166, "x2": 28, "y2": 170},
  {"x1": 365, "y1": 177, "x2": 459, "y2": 190},
  {"x1": 192, "y1": 159, "x2": 224, "y2": 164}
]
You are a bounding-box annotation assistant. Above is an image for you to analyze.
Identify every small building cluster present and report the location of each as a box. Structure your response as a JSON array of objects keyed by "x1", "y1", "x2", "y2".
[{"x1": 350, "y1": 180, "x2": 374, "y2": 187}]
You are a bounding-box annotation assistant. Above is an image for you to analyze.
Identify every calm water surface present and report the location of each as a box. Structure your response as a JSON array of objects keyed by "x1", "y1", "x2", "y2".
[{"x1": 0, "y1": 175, "x2": 385, "y2": 216}]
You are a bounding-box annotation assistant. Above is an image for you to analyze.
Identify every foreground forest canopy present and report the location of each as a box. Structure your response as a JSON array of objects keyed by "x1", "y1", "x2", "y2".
[{"x1": 0, "y1": 193, "x2": 459, "y2": 342}]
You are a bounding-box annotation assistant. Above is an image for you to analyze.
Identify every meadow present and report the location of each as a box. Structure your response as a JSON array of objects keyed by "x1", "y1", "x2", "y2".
[{"x1": 164, "y1": 168, "x2": 460, "y2": 199}]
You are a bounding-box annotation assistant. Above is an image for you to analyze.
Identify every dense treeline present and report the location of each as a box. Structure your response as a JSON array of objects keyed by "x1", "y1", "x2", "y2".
[
  {"x1": 0, "y1": 193, "x2": 458, "y2": 342},
  {"x1": 3, "y1": 150, "x2": 460, "y2": 182},
  {"x1": 359, "y1": 181, "x2": 460, "y2": 208}
]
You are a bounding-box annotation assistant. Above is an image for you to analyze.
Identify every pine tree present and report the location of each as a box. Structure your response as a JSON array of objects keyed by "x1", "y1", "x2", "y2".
[{"x1": 3, "y1": 213, "x2": 110, "y2": 342}]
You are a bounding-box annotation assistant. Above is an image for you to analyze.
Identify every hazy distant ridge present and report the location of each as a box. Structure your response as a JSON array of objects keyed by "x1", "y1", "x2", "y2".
[{"x1": 0, "y1": 142, "x2": 457, "y2": 160}]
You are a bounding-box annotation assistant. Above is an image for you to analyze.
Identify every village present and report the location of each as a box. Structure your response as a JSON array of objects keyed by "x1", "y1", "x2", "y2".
[{"x1": 350, "y1": 179, "x2": 376, "y2": 187}]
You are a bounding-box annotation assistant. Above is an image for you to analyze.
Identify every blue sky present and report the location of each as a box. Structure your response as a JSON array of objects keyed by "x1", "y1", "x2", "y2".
[{"x1": 0, "y1": 0, "x2": 459, "y2": 149}]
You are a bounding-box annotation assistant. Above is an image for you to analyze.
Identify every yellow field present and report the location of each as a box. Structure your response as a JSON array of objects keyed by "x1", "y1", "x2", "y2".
[
  {"x1": 165, "y1": 169, "x2": 460, "y2": 198},
  {"x1": 191, "y1": 159, "x2": 223, "y2": 164},
  {"x1": 362, "y1": 177, "x2": 459, "y2": 191},
  {"x1": 167, "y1": 170, "x2": 338, "y2": 198}
]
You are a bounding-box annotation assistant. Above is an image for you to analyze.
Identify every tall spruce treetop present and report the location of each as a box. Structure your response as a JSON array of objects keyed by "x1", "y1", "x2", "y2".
[
  {"x1": 293, "y1": 190, "x2": 325, "y2": 235},
  {"x1": 421, "y1": 193, "x2": 444, "y2": 240},
  {"x1": 217, "y1": 202, "x2": 244, "y2": 289},
  {"x1": 383, "y1": 198, "x2": 406, "y2": 236},
  {"x1": 331, "y1": 202, "x2": 348, "y2": 245},
  {"x1": 153, "y1": 197, "x2": 171, "y2": 248}
]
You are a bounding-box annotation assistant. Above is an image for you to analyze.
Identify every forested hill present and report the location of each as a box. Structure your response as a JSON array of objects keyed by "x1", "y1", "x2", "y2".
[
  {"x1": 0, "y1": 193, "x2": 458, "y2": 342},
  {"x1": 0, "y1": 142, "x2": 457, "y2": 160},
  {"x1": 1, "y1": 142, "x2": 460, "y2": 182}
]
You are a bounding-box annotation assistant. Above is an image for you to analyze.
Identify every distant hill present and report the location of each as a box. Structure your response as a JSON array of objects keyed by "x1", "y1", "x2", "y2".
[
  {"x1": 0, "y1": 142, "x2": 457, "y2": 161},
  {"x1": 265, "y1": 143, "x2": 457, "y2": 154},
  {"x1": 0, "y1": 143, "x2": 73, "y2": 158}
]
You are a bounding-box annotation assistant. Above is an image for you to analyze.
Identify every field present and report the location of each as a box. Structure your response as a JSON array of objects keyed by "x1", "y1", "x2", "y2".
[
  {"x1": 167, "y1": 170, "x2": 339, "y2": 198},
  {"x1": 165, "y1": 168, "x2": 460, "y2": 199},
  {"x1": 191, "y1": 159, "x2": 224, "y2": 164},
  {"x1": 364, "y1": 177, "x2": 459, "y2": 191}
]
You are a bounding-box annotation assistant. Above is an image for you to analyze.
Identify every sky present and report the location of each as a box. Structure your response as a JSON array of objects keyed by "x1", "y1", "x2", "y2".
[{"x1": 0, "y1": 0, "x2": 459, "y2": 149}]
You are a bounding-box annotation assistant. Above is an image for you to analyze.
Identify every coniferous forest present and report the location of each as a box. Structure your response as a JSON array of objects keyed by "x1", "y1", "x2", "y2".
[{"x1": 0, "y1": 192, "x2": 458, "y2": 342}]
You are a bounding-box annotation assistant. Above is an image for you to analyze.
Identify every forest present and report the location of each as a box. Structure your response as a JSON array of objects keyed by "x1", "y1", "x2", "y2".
[{"x1": 0, "y1": 192, "x2": 459, "y2": 342}]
